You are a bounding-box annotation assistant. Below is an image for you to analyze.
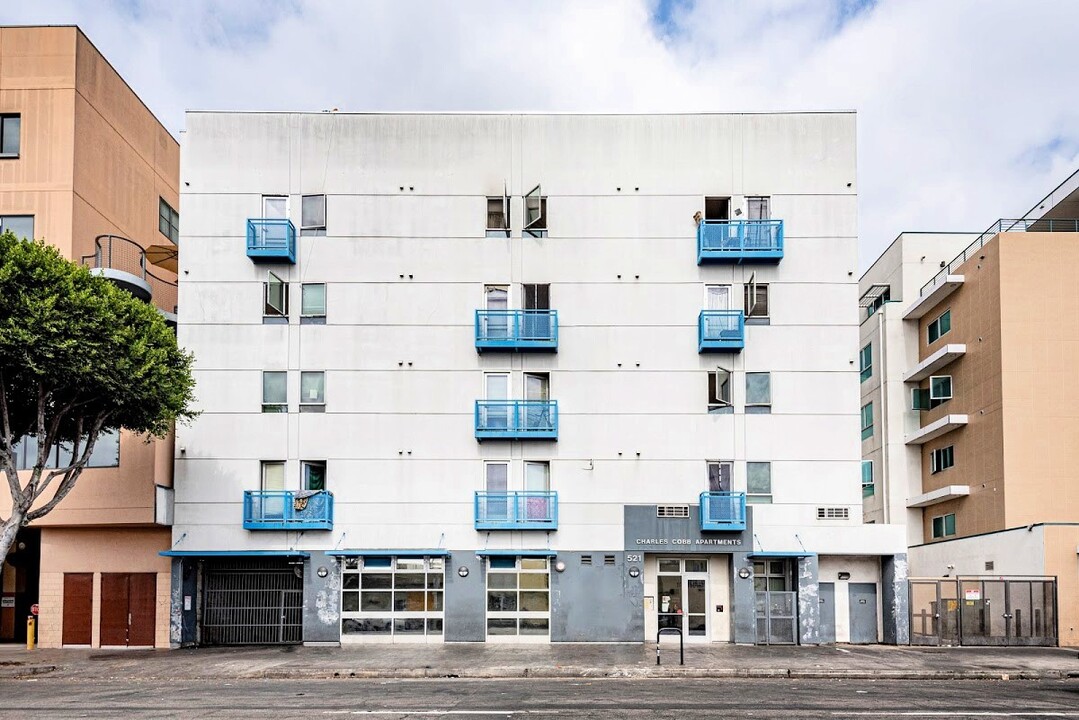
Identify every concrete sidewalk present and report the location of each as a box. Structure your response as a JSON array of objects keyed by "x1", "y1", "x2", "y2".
[{"x1": 1, "y1": 643, "x2": 1078, "y2": 681}]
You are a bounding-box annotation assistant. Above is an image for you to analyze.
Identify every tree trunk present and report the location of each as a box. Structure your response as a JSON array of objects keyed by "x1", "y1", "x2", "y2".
[{"x1": 0, "y1": 509, "x2": 22, "y2": 570}]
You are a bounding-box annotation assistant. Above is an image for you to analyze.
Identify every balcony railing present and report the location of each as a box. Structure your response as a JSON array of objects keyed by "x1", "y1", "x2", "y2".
[
  {"x1": 475, "y1": 400, "x2": 558, "y2": 440},
  {"x1": 697, "y1": 219, "x2": 784, "y2": 263},
  {"x1": 475, "y1": 310, "x2": 558, "y2": 352},
  {"x1": 243, "y1": 490, "x2": 334, "y2": 530},
  {"x1": 80, "y1": 234, "x2": 179, "y2": 315},
  {"x1": 474, "y1": 491, "x2": 558, "y2": 530},
  {"x1": 698, "y1": 310, "x2": 745, "y2": 352},
  {"x1": 246, "y1": 218, "x2": 297, "y2": 263},
  {"x1": 699, "y1": 491, "x2": 747, "y2": 531},
  {"x1": 920, "y1": 218, "x2": 1079, "y2": 296}
]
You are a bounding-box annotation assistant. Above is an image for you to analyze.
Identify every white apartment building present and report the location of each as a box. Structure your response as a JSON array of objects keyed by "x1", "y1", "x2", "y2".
[{"x1": 168, "y1": 112, "x2": 907, "y2": 647}]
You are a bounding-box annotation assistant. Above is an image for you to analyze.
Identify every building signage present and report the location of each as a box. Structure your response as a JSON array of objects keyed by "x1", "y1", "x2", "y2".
[
  {"x1": 623, "y1": 505, "x2": 751, "y2": 554},
  {"x1": 0, "y1": 597, "x2": 14, "y2": 608},
  {"x1": 633, "y1": 538, "x2": 743, "y2": 546}
]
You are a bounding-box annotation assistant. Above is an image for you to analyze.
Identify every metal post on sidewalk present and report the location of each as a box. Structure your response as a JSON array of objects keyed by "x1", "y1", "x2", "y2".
[
  {"x1": 26, "y1": 616, "x2": 36, "y2": 650},
  {"x1": 657, "y1": 627, "x2": 683, "y2": 666}
]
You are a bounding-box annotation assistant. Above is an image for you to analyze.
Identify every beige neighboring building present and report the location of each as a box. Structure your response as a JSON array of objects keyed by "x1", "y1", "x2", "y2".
[
  {"x1": 860, "y1": 168, "x2": 1079, "y2": 647},
  {"x1": 0, "y1": 26, "x2": 179, "y2": 648}
]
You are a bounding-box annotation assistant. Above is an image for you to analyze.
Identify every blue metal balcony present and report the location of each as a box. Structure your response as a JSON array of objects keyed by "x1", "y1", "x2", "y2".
[
  {"x1": 698, "y1": 310, "x2": 745, "y2": 352},
  {"x1": 243, "y1": 490, "x2": 333, "y2": 530},
  {"x1": 475, "y1": 491, "x2": 558, "y2": 530},
  {"x1": 699, "y1": 491, "x2": 747, "y2": 531},
  {"x1": 475, "y1": 400, "x2": 558, "y2": 440},
  {"x1": 697, "y1": 219, "x2": 784, "y2": 263},
  {"x1": 475, "y1": 310, "x2": 558, "y2": 352},
  {"x1": 246, "y1": 218, "x2": 297, "y2": 263}
]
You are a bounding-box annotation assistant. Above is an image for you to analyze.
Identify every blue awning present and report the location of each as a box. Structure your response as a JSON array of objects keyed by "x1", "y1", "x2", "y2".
[
  {"x1": 476, "y1": 549, "x2": 557, "y2": 557},
  {"x1": 161, "y1": 557, "x2": 310, "y2": 561},
  {"x1": 323, "y1": 557, "x2": 451, "y2": 561}
]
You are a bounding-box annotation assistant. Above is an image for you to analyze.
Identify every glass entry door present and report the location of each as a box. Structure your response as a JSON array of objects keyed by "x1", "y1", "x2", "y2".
[{"x1": 657, "y1": 558, "x2": 709, "y2": 643}]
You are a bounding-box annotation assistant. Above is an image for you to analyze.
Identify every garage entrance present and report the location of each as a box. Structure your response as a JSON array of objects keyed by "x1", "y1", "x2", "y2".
[{"x1": 201, "y1": 558, "x2": 303, "y2": 645}]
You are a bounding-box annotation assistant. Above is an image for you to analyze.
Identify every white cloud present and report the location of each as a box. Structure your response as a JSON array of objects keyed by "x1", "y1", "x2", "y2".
[{"x1": 4, "y1": 0, "x2": 1078, "y2": 266}]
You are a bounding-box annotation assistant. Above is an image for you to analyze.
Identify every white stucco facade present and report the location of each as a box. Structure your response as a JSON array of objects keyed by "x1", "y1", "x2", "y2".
[{"x1": 171, "y1": 112, "x2": 907, "y2": 646}]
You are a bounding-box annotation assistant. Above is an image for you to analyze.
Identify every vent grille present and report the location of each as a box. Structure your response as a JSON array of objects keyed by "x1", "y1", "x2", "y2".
[
  {"x1": 816, "y1": 507, "x2": 850, "y2": 520},
  {"x1": 657, "y1": 505, "x2": 690, "y2": 519},
  {"x1": 580, "y1": 555, "x2": 592, "y2": 566},
  {"x1": 603, "y1": 555, "x2": 616, "y2": 566}
]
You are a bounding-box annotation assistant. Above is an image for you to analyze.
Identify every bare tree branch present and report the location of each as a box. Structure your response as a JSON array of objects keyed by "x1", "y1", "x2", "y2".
[{"x1": 26, "y1": 413, "x2": 108, "y2": 522}]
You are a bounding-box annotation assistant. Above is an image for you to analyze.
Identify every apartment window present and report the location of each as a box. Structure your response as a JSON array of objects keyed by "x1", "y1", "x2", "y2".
[
  {"x1": 0, "y1": 215, "x2": 34, "y2": 240},
  {"x1": 866, "y1": 287, "x2": 891, "y2": 319},
  {"x1": 747, "y1": 461, "x2": 772, "y2": 504},
  {"x1": 0, "y1": 114, "x2": 20, "y2": 157},
  {"x1": 929, "y1": 375, "x2": 953, "y2": 409},
  {"x1": 13, "y1": 430, "x2": 120, "y2": 469},
  {"x1": 861, "y1": 402, "x2": 874, "y2": 440},
  {"x1": 704, "y1": 196, "x2": 730, "y2": 221},
  {"x1": 746, "y1": 372, "x2": 771, "y2": 412},
  {"x1": 302, "y1": 460, "x2": 327, "y2": 491},
  {"x1": 861, "y1": 460, "x2": 874, "y2": 497},
  {"x1": 301, "y1": 194, "x2": 326, "y2": 232},
  {"x1": 747, "y1": 196, "x2": 770, "y2": 220},
  {"x1": 300, "y1": 371, "x2": 325, "y2": 412},
  {"x1": 158, "y1": 198, "x2": 179, "y2": 244},
  {"x1": 708, "y1": 368, "x2": 732, "y2": 413},
  {"x1": 524, "y1": 185, "x2": 547, "y2": 237},
  {"x1": 301, "y1": 283, "x2": 327, "y2": 318},
  {"x1": 522, "y1": 284, "x2": 550, "y2": 310},
  {"x1": 264, "y1": 271, "x2": 288, "y2": 317},
  {"x1": 262, "y1": 371, "x2": 287, "y2": 413},
  {"x1": 486, "y1": 195, "x2": 509, "y2": 237},
  {"x1": 927, "y1": 309, "x2": 951, "y2": 344},
  {"x1": 261, "y1": 461, "x2": 285, "y2": 491},
  {"x1": 744, "y1": 281, "x2": 769, "y2": 319},
  {"x1": 859, "y1": 343, "x2": 872, "y2": 383},
  {"x1": 930, "y1": 445, "x2": 955, "y2": 474},
  {"x1": 707, "y1": 461, "x2": 732, "y2": 492},
  {"x1": 932, "y1": 513, "x2": 956, "y2": 539}
]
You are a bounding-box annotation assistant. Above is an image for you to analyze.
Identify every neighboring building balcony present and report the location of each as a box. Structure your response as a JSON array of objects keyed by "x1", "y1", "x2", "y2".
[
  {"x1": 475, "y1": 310, "x2": 558, "y2": 352},
  {"x1": 697, "y1": 219, "x2": 784, "y2": 264},
  {"x1": 474, "y1": 491, "x2": 558, "y2": 530},
  {"x1": 698, "y1": 310, "x2": 745, "y2": 352},
  {"x1": 474, "y1": 400, "x2": 558, "y2": 440},
  {"x1": 243, "y1": 490, "x2": 334, "y2": 530},
  {"x1": 80, "y1": 234, "x2": 178, "y2": 318},
  {"x1": 699, "y1": 491, "x2": 747, "y2": 532},
  {"x1": 246, "y1": 218, "x2": 297, "y2": 263}
]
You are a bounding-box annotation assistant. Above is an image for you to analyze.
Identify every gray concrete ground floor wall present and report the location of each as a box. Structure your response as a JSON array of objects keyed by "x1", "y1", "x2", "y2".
[{"x1": 551, "y1": 552, "x2": 642, "y2": 642}]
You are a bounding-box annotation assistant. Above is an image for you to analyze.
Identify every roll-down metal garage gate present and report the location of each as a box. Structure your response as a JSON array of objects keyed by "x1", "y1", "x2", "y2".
[{"x1": 201, "y1": 559, "x2": 303, "y2": 645}]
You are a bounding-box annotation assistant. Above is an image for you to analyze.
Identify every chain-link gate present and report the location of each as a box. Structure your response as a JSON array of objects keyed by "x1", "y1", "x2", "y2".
[
  {"x1": 201, "y1": 559, "x2": 303, "y2": 645},
  {"x1": 910, "y1": 577, "x2": 1056, "y2": 647},
  {"x1": 755, "y1": 591, "x2": 798, "y2": 644}
]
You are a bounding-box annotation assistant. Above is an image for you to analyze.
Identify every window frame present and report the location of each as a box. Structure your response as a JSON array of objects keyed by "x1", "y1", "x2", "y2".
[
  {"x1": 264, "y1": 272, "x2": 289, "y2": 317},
  {"x1": 708, "y1": 368, "x2": 732, "y2": 413},
  {"x1": 523, "y1": 185, "x2": 547, "y2": 237},
  {"x1": 486, "y1": 195, "x2": 510, "y2": 237},
  {"x1": 861, "y1": 460, "x2": 874, "y2": 497},
  {"x1": 706, "y1": 460, "x2": 733, "y2": 492},
  {"x1": 0, "y1": 215, "x2": 35, "y2": 241},
  {"x1": 340, "y1": 555, "x2": 445, "y2": 640},
  {"x1": 158, "y1": 197, "x2": 179, "y2": 244},
  {"x1": 301, "y1": 283, "x2": 327, "y2": 318},
  {"x1": 746, "y1": 461, "x2": 772, "y2": 504},
  {"x1": 932, "y1": 512, "x2": 956, "y2": 539},
  {"x1": 928, "y1": 309, "x2": 951, "y2": 344},
  {"x1": 745, "y1": 372, "x2": 772, "y2": 410},
  {"x1": 744, "y1": 280, "x2": 769, "y2": 319},
  {"x1": 930, "y1": 445, "x2": 955, "y2": 474},
  {"x1": 0, "y1": 113, "x2": 21, "y2": 157},
  {"x1": 262, "y1": 370, "x2": 288, "y2": 413},
  {"x1": 301, "y1": 194, "x2": 327, "y2": 231},
  {"x1": 302, "y1": 460, "x2": 327, "y2": 491},
  {"x1": 929, "y1": 375, "x2": 953, "y2": 409},
  {"x1": 860, "y1": 402, "x2": 874, "y2": 440},
  {"x1": 859, "y1": 343, "x2": 872, "y2": 383},
  {"x1": 299, "y1": 371, "x2": 326, "y2": 412}
]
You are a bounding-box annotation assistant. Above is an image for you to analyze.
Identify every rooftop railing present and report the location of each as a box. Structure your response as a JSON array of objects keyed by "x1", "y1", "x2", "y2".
[{"x1": 920, "y1": 218, "x2": 1079, "y2": 296}]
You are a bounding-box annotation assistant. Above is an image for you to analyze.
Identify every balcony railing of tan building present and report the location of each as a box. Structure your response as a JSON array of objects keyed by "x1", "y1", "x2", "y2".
[{"x1": 80, "y1": 234, "x2": 177, "y2": 314}]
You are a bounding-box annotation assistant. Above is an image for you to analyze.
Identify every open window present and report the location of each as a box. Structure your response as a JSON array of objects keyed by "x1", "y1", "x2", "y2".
[
  {"x1": 524, "y1": 184, "x2": 547, "y2": 237},
  {"x1": 264, "y1": 271, "x2": 288, "y2": 317},
  {"x1": 302, "y1": 460, "x2": 327, "y2": 491},
  {"x1": 706, "y1": 461, "x2": 732, "y2": 492},
  {"x1": 929, "y1": 375, "x2": 952, "y2": 408},
  {"x1": 704, "y1": 196, "x2": 730, "y2": 221},
  {"x1": 708, "y1": 368, "x2": 732, "y2": 413},
  {"x1": 487, "y1": 184, "x2": 510, "y2": 237},
  {"x1": 744, "y1": 273, "x2": 769, "y2": 319}
]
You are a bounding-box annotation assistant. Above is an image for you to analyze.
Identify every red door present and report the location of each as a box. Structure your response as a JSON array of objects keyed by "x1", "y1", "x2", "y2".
[
  {"x1": 62, "y1": 573, "x2": 93, "y2": 646},
  {"x1": 99, "y1": 573, "x2": 157, "y2": 647}
]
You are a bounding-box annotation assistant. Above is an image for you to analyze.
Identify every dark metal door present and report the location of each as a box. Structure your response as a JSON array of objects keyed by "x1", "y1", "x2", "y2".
[
  {"x1": 202, "y1": 559, "x2": 303, "y2": 645},
  {"x1": 61, "y1": 573, "x2": 93, "y2": 646},
  {"x1": 848, "y1": 583, "x2": 877, "y2": 644},
  {"x1": 818, "y1": 582, "x2": 836, "y2": 644}
]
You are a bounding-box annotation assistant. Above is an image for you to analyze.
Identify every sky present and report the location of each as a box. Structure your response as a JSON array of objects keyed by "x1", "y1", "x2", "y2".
[{"x1": 4, "y1": 0, "x2": 1078, "y2": 267}]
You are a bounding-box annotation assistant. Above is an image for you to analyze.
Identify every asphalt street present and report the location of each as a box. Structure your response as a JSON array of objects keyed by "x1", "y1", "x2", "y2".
[{"x1": 1, "y1": 678, "x2": 1078, "y2": 719}]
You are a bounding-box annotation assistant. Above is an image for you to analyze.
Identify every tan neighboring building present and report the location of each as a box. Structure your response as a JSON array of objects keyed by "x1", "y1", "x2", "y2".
[
  {"x1": 0, "y1": 26, "x2": 179, "y2": 648},
  {"x1": 860, "y1": 168, "x2": 1079, "y2": 647}
]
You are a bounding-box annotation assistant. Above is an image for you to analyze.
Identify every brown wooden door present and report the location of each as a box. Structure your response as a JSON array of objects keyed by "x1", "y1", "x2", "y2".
[
  {"x1": 99, "y1": 573, "x2": 129, "y2": 646},
  {"x1": 61, "y1": 573, "x2": 93, "y2": 646},
  {"x1": 126, "y1": 574, "x2": 156, "y2": 646},
  {"x1": 99, "y1": 573, "x2": 157, "y2": 647}
]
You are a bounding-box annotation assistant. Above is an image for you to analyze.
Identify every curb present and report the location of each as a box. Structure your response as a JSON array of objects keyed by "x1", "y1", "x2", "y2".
[{"x1": 0, "y1": 665, "x2": 57, "y2": 680}]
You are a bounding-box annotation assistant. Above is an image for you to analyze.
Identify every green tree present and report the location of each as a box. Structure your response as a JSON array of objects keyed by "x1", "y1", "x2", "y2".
[{"x1": 0, "y1": 232, "x2": 195, "y2": 563}]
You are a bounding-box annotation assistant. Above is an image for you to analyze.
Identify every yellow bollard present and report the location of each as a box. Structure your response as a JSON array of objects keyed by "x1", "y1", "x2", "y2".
[{"x1": 26, "y1": 616, "x2": 36, "y2": 650}]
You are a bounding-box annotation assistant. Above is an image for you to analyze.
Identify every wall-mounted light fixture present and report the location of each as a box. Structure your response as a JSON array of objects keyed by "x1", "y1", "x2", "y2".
[
  {"x1": 554, "y1": 560, "x2": 566, "y2": 573},
  {"x1": 457, "y1": 566, "x2": 470, "y2": 578},
  {"x1": 737, "y1": 567, "x2": 752, "y2": 579},
  {"x1": 316, "y1": 566, "x2": 329, "y2": 578},
  {"x1": 628, "y1": 566, "x2": 641, "y2": 578},
  {"x1": 837, "y1": 571, "x2": 851, "y2": 580}
]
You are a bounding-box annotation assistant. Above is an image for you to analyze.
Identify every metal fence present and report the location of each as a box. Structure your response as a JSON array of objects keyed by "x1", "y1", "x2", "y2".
[
  {"x1": 909, "y1": 577, "x2": 1057, "y2": 647},
  {"x1": 201, "y1": 559, "x2": 303, "y2": 645}
]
